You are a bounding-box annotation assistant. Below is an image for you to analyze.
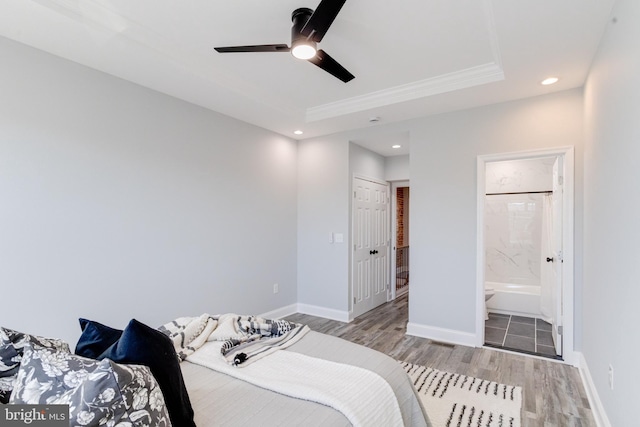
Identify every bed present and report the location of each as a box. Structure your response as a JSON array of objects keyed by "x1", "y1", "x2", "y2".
[
  {"x1": 2, "y1": 319, "x2": 431, "y2": 427},
  {"x1": 182, "y1": 330, "x2": 430, "y2": 426}
]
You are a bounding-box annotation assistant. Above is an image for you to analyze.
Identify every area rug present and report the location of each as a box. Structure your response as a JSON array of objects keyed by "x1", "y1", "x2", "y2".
[{"x1": 400, "y1": 361, "x2": 522, "y2": 427}]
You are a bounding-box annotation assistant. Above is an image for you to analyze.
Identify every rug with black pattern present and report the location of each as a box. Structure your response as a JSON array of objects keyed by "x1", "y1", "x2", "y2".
[{"x1": 400, "y1": 361, "x2": 522, "y2": 427}]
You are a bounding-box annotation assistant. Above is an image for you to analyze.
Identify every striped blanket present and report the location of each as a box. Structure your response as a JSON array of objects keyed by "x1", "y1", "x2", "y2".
[{"x1": 158, "y1": 313, "x2": 309, "y2": 366}]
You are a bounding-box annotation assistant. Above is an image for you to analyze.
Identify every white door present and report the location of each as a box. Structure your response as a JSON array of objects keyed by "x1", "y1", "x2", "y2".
[
  {"x1": 353, "y1": 178, "x2": 390, "y2": 317},
  {"x1": 550, "y1": 157, "x2": 563, "y2": 356}
]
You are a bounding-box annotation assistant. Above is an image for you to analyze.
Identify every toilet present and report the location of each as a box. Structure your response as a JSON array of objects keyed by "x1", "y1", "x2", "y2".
[{"x1": 485, "y1": 287, "x2": 496, "y2": 320}]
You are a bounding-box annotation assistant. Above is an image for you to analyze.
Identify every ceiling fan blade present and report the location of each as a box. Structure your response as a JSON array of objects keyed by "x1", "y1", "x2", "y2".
[
  {"x1": 301, "y1": 0, "x2": 347, "y2": 42},
  {"x1": 307, "y1": 49, "x2": 354, "y2": 83},
  {"x1": 214, "y1": 44, "x2": 290, "y2": 53}
]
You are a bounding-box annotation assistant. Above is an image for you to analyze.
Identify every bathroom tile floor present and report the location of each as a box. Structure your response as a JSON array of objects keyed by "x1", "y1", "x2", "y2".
[{"x1": 484, "y1": 313, "x2": 561, "y2": 359}]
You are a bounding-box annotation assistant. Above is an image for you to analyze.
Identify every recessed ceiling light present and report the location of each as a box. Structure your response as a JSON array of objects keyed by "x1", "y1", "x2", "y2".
[
  {"x1": 541, "y1": 77, "x2": 559, "y2": 85},
  {"x1": 294, "y1": 130, "x2": 303, "y2": 135},
  {"x1": 392, "y1": 145, "x2": 401, "y2": 149}
]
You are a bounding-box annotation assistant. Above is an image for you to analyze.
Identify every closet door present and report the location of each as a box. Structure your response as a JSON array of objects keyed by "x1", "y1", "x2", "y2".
[{"x1": 353, "y1": 177, "x2": 390, "y2": 318}]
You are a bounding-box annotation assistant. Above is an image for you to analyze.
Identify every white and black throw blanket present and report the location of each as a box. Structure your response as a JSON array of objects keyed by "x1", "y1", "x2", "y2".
[{"x1": 158, "y1": 313, "x2": 309, "y2": 366}]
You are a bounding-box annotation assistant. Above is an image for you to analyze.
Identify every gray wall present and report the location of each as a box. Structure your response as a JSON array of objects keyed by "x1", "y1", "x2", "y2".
[
  {"x1": 0, "y1": 37, "x2": 298, "y2": 346},
  {"x1": 583, "y1": 0, "x2": 640, "y2": 423},
  {"x1": 349, "y1": 143, "x2": 385, "y2": 181},
  {"x1": 296, "y1": 140, "x2": 386, "y2": 317},
  {"x1": 385, "y1": 155, "x2": 410, "y2": 182},
  {"x1": 408, "y1": 90, "x2": 584, "y2": 335},
  {"x1": 297, "y1": 136, "x2": 350, "y2": 314}
]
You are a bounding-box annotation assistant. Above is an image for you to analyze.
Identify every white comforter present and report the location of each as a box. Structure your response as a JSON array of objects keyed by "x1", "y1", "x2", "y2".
[{"x1": 187, "y1": 341, "x2": 404, "y2": 427}]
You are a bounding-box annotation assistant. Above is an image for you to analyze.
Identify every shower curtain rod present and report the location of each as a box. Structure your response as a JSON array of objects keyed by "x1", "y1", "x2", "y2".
[{"x1": 485, "y1": 190, "x2": 553, "y2": 196}]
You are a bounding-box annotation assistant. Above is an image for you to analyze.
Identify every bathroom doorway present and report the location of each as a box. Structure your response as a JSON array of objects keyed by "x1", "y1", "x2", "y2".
[
  {"x1": 476, "y1": 148, "x2": 575, "y2": 364},
  {"x1": 391, "y1": 181, "x2": 410, "y2": 300}
]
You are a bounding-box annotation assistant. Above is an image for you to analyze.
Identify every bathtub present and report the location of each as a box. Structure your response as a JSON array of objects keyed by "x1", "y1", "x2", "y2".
[{"x1": 485, "y1": 281, "x2": 541, "y2": 318}]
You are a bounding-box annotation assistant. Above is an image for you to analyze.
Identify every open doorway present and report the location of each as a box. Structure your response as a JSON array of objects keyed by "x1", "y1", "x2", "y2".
[
  {"x1": 482, "y1": 157, "x2": 561, "y2": 359},
  {"x1": 476, "y1": 147, "x2": 575, "y2": 364},
  {"x1": 391, "y1": 181, "x2": 410, "y2": 300}
]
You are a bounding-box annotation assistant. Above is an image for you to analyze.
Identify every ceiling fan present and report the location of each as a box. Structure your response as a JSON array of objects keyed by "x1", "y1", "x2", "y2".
[{"x1": 214, "y1": 0, "x2": 354, "y2": 83}]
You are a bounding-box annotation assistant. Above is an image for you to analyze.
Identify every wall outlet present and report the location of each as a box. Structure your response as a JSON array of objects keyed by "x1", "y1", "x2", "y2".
[
  {"x1": 608, "y1": 364, "x2": 614, "y2": 390},
  {"x1": 273, "y1": 283, "x2": 279, "y2": 294}
]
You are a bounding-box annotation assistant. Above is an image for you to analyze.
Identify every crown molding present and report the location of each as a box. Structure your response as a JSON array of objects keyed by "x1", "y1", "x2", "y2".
[
  {"x1": 305, "y1": 0, "x2": 504, "y2": 123},
  {"x1": 305, "y1": 62, "x2": 505, "y2": 122}
]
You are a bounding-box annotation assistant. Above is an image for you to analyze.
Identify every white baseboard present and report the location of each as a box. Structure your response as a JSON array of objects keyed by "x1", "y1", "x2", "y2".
[
  {"x1": 260, "y1": 303, "x2": 351, "y2": 323},
  {"x1": 259, "y1": 304, "x2": 298, "y2": 320},
  {"x1": 296, "y1": 303, "x2": 351, "y2": 323},
  {"x1": 563, "y1": 350, "x2": 580, "y2": 367},
  {"x1": 406, "y1": 322, "x2": 476, "y2": 347},
  {"x1": 577, "y1": 352, "x2": 611, "y2": 427}
]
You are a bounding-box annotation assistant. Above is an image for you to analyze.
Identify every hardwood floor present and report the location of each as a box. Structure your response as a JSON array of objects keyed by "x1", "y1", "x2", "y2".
[{"x1": 286, "y1": 294, "x2": 595, "y2": 427}]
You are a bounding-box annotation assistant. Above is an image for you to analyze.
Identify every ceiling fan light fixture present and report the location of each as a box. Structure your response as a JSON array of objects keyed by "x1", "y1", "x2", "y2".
[
  {"x1": 214, "y1": 2, "x2": 354, "y2": 82},
  {"x1": 291, "y1": 39, "x2": 317, "y2": 59}
]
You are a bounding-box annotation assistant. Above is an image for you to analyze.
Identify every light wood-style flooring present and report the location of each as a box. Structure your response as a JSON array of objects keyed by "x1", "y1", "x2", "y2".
[{"x1": 286, "y1": 294, "x2": 595, "y2": 427}]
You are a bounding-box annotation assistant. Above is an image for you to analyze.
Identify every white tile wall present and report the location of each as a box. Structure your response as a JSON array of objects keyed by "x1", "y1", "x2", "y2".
[
  {"x1": 484, "y1": 157, "x2": 554, "y2": 286},
  {"x1": 485, "y1": 157, "x2": 554, "y2": 194},
  {"x1": 485, "y1": 193, "x2": 543, "y2": 286}
]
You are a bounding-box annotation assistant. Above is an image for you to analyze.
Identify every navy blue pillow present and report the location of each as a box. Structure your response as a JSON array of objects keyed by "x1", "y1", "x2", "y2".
[
  {"x1": 76, "y1": 319, "x2": 195, "y2": 427},
  {"x1": 74, "y1": 319, "x2": 122, "y2": 359}
]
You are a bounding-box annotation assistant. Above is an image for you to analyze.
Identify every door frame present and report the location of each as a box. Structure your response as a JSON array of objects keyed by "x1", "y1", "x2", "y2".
[
  {"x1": 475, "y1": 146, "x2": 576, "y2": 365},
  {"x1": 390, "y1": 180, "x2": 410, "y2": 300}
]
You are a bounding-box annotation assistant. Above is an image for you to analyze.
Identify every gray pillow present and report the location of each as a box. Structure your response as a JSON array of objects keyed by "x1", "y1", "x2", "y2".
[
  {"x1": 0, "y1": 327, "x2": 70, "y2": 403},
  {"x1": 9, "y1": 344, "x2": 172, "y2": 426}
]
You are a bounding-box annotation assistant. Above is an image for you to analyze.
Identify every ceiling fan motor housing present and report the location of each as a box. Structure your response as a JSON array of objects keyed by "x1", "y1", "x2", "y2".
[{"x1": 291, "y1": 8, "x2": 316, "y2": 52}]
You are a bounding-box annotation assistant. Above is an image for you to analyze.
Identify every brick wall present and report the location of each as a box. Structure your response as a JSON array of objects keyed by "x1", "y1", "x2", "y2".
[{"x1": 396, "y1": 187, "x2": 405, "y2": 247}]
